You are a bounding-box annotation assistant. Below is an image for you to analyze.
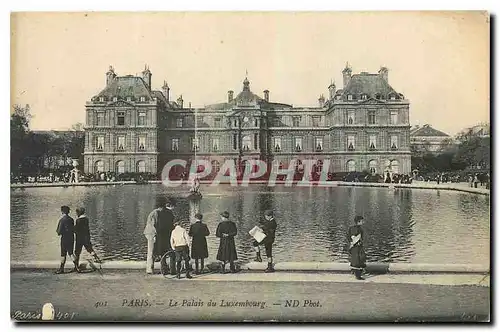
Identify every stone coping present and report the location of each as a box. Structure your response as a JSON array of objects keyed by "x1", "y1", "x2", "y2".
[
  {"x1": 10, "y1": 261, "x2": 489, "y2": 274},
  {"x1": 10, "y1": 180, "x2": 490, "y2": 195}
]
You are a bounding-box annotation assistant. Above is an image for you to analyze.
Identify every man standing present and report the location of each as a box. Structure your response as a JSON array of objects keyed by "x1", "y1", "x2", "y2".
[
  {"x1": 55, "y1": 206, "x2": 79, "y2": 274},
  {"x1": 170, "y1": 220, "x2": 193, "y2": 279},
  {"x1": 74, "y1": 207, "x2": 102, "y2": 268},
  {"x1": 253, "y1": 210, "x2": 277, "y2": 273}
]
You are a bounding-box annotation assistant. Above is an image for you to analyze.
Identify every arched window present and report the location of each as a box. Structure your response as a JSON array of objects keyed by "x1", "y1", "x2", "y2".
[
  {"x1": 211, "y1": 160, "x2": 221, "y2": 173},
  {"x1": 242, "y1": 135, "x2": 251, "y2": 151},
  {"x1": 368, "y1": 160, "x2": 378, "y2": 175},
  {"x1": 346, "y1": 160, "x2": 356, "y2": 172},
  {"x1": 94, "y1": 160, "x2": 104, "y2": 173},
  {"x1": 116, "y1": 160, "x2": 125, "y2": 174},
  {"x1": 390, "y1": 160, "x2": 399, "y2": 174},
  {"x1": 137, "y1": 160, "x2": 146, "y2": 173}
]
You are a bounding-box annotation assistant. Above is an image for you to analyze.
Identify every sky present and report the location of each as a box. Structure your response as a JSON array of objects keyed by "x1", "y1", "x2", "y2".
[{"x1": 11, "y1": 11, "x2": 489, "y2": 136}]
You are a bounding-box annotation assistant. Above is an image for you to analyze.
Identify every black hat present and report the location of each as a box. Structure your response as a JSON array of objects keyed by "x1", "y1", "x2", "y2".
[
  {"x1": 195, "y1": 213, "x2": 203, "y2": 220},
  {"x1": 265, "y1": 210, "x2": 274, "y2": 217},
  {"x1": 354, "y1": 215, "x2": 364, "y2": 223},
  {"x1": 220, "y1": 211, "x2": 230, "y2": 218},
  {"x1": 155, "y1": 196, "x2": 167, "y2": 208},
  {"x1": 60, "y1": 206, "x2": 70, "y2": 214}
]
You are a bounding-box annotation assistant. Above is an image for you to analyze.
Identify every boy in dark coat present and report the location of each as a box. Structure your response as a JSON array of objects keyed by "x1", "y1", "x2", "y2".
[
  {"x1": 216, "y1": 211, "x2": 238, "y2": 273},
  {"x1": 253, "y1": 210, "x2": 277, "y2": 273},
  {"x1": 74, "y1": 207, "x2": 101, "y2": 268},
  {"x1": 55, "y1": 206, "x2": 79, "y2": 274},
  {"x1": 188, "y1": 213, "x2": 210, "y2": 274},
  {"x1": 347, "y1": 215, "x2": 367, "y2": 280}
]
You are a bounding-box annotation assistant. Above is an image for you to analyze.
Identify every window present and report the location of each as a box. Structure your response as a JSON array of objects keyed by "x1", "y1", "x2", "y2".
[
  {"x1": 113, "y1": 97, "x2": 118, "y2": 102},
  {"x1": 137, "y1": 111, "x2": 146, "y2": 126},
  {"x1": 315, "y1": 138, "x2": 323, "y2": 151},
  {"x1": 347, "y1": 135, "x2": 355, "y2": 151},
  {"x1": 369, "y1": 135, "x2": 377, "y2": 150},
  {"x1": 233, "y1": 134, "x2": 238, "y2": 150},
  {"x1": 176, "y1": 118, "x2": 183, "y2": 128},
  {"x1": 312, "y1": 116, "x2": 321, "y2": 127},
  {"x1": 273, "y1": 117, "x2": 281, "y2": 127},
  {"x1": 347, "y1": 95, "x2": 353, "y2": 101},
  {"x1": 390, "y1": 160, "x2": 399, "y2": 174},
  {"x1": 138, "y1": 136, "x2": 146, "y2": 150},
  {"x1": 214, "y1": 117, "x2": 222, "y2": 127},
  {"x1": 254, "y1": 118, "x2": 259, "y2": 127},
  {"x1": 96, "y1": 136, "x2": 104, "y2": 151},
  {"x1": 292, "y1": 116, "x2": 301, "y2": 127},
  {"x1": 126, "y1": 96, "x2": 132, "y2": 102},
  {"x1": 137, "y1": 160, "x2": 146, "y2": 173},
  {"x1": 191, "y1": 137, "x2": 200, "y2": 151},
  {"x1": 294, "y1": 137, "x2": 303, "y2": 152},
  {"x1": 140, "y1": 96, "x2": 146, "y2": 102},
  {"x1": 117, "y1": 136, "x2": 125, "y2": 151},
  {"x1": 390, "y1": 95, "x2": 396, "y2": 100},
  {"x1": 171, "y1": 138, "x2": 179, "y2": 151},
  {"x1": 196, "y1": 116, "x2": 204, "y2": 124},
  {"x1": 94, "y1": 160, "x2": 104, "y2": 173},
  {"x1": 274, "y1": 137, "x2": 282, "y2": 152},
  {"x1": 369, "y1": 160, "x2": 378, "y2": 175},
  {"x1": 211, "y1": 160, "x2": 221, "y2": 173},
  {"x1": 316, "y1": 160, "x2": 324, "y2": 173},
  {"x1": 117, "y1": 111, "x2": 125, "y2": 126},
  {"x1": 212, "y1": 138, "x2": 219, "y2": 151},
  {"x1": 233, "y1": 119, "x2": 238, "y2": 128},
  {"x1": 391, "y1": 135, "x2": 398, "y2": 150},
  {"x1": 242, "y1": 135, "x2": 251, "y2": 151},
  {"x1": 390, "y1": 111, "x2": 398, "y2": 125},
  {"x1": 96, "y1": 112, "x2": 105, "y2": 126},
  {"x1": 116, "y1": 160, "x2": 125, "y2": 174},
  {"x1": 368, "y1": 110, "x2": 376, "y2": 124},
  {"x1": 348, "y1": 110, "x2": 355, "y2": 124},
  {"x1": 254, "y1": 133, "x2": 259, "y2": 150},
  {"x1": 347, "y1": 160, "x2": 356, "y2": 172},
  {"x1": 361, "y1": 94, "x2": 367, "y2": 100}
]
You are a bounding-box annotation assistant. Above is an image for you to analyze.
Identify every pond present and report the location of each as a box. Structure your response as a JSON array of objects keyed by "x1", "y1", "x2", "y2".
[{"x1": 10, "y1": 184, "x2": 490, "y2": 264}]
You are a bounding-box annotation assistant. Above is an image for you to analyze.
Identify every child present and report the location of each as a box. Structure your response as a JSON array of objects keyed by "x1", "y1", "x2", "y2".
[
  {"x1": 170, "y1": 220, "x2": 192, "y2": 279},
  {"x1": 74, "y1": 207, "x2": 102, "y2": 268},
  {"x1": 253, "y1": 210, "x2": 277, "y2": 273},
  {"x1": 55, "y1": 206, "x2": 79, "y2": 274},
  {"x1": 188, "y1": 213, "x2": 210, "y2": 274}
]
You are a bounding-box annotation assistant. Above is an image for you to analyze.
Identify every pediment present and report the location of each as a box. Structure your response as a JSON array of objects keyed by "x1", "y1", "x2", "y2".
[
  {"x1": 358, "y1": 98, "x2": 387, "y2": 105},
  {"x1": 109, "y1": 100, "x2": 135, "y2": 107}
]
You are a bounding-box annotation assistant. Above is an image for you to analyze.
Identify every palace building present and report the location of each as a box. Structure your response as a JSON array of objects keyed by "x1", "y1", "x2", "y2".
[{"x1": 83, "y1": 64, "x2": 411, "y2": 176}]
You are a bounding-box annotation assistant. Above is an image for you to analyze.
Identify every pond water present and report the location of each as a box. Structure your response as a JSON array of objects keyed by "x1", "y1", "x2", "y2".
[{"x1": 10, "y1": 184, "x2": 490, "y2": 264}]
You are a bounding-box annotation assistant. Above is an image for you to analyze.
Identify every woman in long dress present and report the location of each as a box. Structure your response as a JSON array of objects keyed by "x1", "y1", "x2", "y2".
[
  {"x1": 216, "y1": 211, "x2": 238, "y2": 273},
  {"x1": 189, "y1": 213, "x2": 210, "y2": 274},
  {"x1": 348, "y1": 215, "x2": 367, "y2": 280}
]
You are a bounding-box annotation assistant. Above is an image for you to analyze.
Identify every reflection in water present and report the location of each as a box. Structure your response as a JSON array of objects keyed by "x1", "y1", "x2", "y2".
[{"x1": 10, "y1": 185, "x2": 490, "y2": 264}]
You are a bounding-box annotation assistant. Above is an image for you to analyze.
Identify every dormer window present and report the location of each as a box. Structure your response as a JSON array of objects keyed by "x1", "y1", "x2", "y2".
[
  {"x1": 390, "y1": 95, "x2": 396, "y2": 100},
  {"x1": 126, "y1": 96, "x2": 132, "y2": 102},
  {"x1": 140, "y1": 96, "x2": 146, "y2": 102},
  {"x1": 361, "y1": 94, "x2": 367, "y2": 100},
  {"x1": 113, "y1": 97, "x2": 118, "y2": 102},
  {"x1": 336, "y1": 95, "x2": 341, "y2": 100},
  {"x1": 347, "y1": 95, "x2": 353, "y2": 101},
  {"x1": 98, "y1": 96, "x2": 105, "y2": 102}
]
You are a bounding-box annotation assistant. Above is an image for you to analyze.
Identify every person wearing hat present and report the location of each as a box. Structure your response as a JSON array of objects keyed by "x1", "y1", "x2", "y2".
[
  {"x1": 144, "y1": 196, "x2": 176, "y2": 275},
  {"x1": 215, "y1": 211, "x2": 238, "y2": 273},
  {"x1": 252, "y1": 210, "x2": 277, "y2": 273},
  {"x1": 170, "y1": 220, "x2": 193, "y2": 279},
  {"x1": 347, "y1": 215, "x2": 367, "y2": 280},
  {"x1": 55, "y1": 206, "x2": 79, "y2": 274},
  {"x1": 74, "y1": 207, "x2": 102, "y2": 268},
  {"x1": 188, "y1": 213, "x2": 210, "y2": 274}
]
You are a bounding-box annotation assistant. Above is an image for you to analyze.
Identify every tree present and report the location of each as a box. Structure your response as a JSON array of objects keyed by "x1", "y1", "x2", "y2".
[
  {"x1": 10, "y1": 104, "x2": 32, "y2": 175},
  {"x1": 454, "y1": 135, "x2": 490, "y2": 170}
]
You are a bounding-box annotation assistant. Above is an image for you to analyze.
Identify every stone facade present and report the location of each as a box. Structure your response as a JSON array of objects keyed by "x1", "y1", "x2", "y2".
[{"x1": 84, "y1": 64, "x2": 411, "y2": 176}]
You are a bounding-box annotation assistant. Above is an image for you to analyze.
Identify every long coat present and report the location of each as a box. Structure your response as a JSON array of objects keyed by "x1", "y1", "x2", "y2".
[
  {"x1": 347, "y1": 225, "x2": 366, "y2": 269},
  {"x1": 189, "y1": 221, "x2": 210, "y2": 259},
  {"x1": 216, "y1": 220, "x2": 238, "y2": 262},
  {"x1": 154, "y1": 208, "x2": 175, "y2": 256}
]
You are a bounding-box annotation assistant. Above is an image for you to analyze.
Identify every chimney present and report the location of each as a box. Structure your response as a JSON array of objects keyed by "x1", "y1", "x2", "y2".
[
  {"x1": 378, "y1": 66, "x2": 388, "y2": 82},
  {"x1": 263, "y1": 90, "x2": 269, "y2": 102},
  {"x1": 228, "y1": 90, "x2": 234, "y2": 102},
  {"x1": 342, "y1": 63, "x2": 352, "y2": 88},
  {"x1": 142, "y1": 65, "x2": 152, "y2": 90},
  {"x1": 177, "y1": 95, "x2": 184, "y2": 108},
  {"x1": 328, "y1": 81, "x2": 336, "y2": 100},
  {"x1": 106, "y1": 65, "x2": 116, "y2": 86},
  {"x1": 162, "y1": 81, "x2": 170, "y2": 102},
  {"x1": 318, "y1": 94, "x2": 325, "y2": 107}
]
